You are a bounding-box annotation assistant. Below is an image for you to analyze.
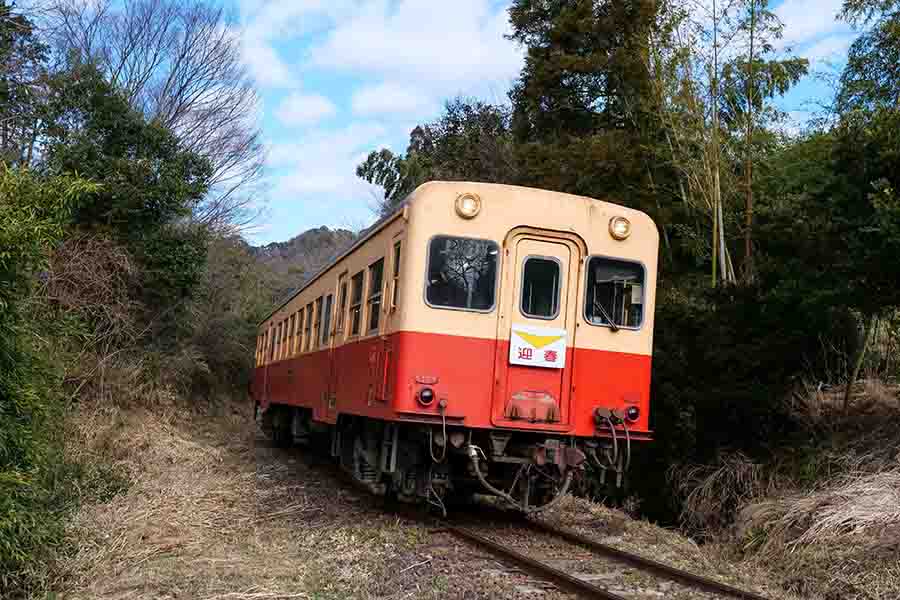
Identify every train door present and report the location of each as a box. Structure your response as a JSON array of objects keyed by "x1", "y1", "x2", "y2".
[
  {"x1": 492, "y1": 232, "x2": 581, "y2": 430},
  {"x1": 326, "y1": 274, "x2": 348, "y2": 423}
]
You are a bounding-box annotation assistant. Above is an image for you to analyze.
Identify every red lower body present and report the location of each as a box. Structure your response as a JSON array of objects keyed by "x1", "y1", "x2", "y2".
[{"x1": 252, "y1": 331, "x2": 651, "y2": 440}]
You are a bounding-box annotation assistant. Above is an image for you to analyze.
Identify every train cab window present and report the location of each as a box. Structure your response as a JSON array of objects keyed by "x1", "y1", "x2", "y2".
[
  {"x1": 391, "y1": 241, "x2": 401, "y2": 309},
  {"x1": 584, "y1": 257, "x2": 645, "y2": 329},
  {"x1": 304, "y1": 302, "x2": 313, "y2": 350},
  {"x1": 313, "y1": 297, "x2": 323, "y2": 348},
  {"x1": 426, "y1": 236, "x2": 499, "y2": 311},
  {"x1": 350, "y1": 271, "x2": 364, "y2": 336},
  {"x1": 321, "y1": 294, "x2": 333, "y2": 346},
  {"x1": 367, "y1": 258, "x2": 384, "y2": 333},
  {"x1": 521, "y1": 257, "x2": 560, "y2": 319}
]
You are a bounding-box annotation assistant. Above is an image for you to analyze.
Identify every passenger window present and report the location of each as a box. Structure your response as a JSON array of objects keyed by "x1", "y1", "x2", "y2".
[
  {"x1": 313, "y1": 297, "x2": 323, "y2": 347},
  {"x1": 336, "y1": 276, "x2": 348, "y2": 334},
  {"x1": 295, "y1": 309, "x2": 303, "y2": 353},
  {"x1": 584, "y1": 257, "x2": 645, "y2": 329},
  {"x1": 304, "y1": 302, "x2": 313, "y2": 350},
  {"x1": 367, "y1": 259, "x2": 384, "y2": 333},
  {"x1": 275, "y1": 322, "x2": 282, "y2": 359},
  {"x1": 287, "y1": 315, "x2": 295, "y2": 354},
  {"x1": 521, "y1": 257, "x2": 560, "y2": 319},
  {"x1": 391, "y1": 241, "x2": 401, "y2": 309},
  {"x1": 350, "y1": 271, "x2": 364, "y2": 336},
  {"x1": 426, "y1": 236, "x2": 499, "y2": 311},
  {"x1": 321, "y1": 294, "x2": 333, "y2": 346}
]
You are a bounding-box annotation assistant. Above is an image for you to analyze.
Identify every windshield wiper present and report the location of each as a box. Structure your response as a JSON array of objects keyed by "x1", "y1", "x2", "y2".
[{"x1": 593, "y1": 300, "x2": 620, "y2": 332}]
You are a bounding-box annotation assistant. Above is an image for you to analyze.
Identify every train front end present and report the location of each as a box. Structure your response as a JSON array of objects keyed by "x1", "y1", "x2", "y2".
[{"x1": 391, "y1": 182, "x2": 658, "y2": 511}]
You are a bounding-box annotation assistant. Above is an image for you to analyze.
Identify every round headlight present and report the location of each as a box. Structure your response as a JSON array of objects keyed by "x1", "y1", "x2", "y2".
[
  {"x1": 455, "y1": 193, "x2": 481, "y2": 219},
  {"x1": 625, "y1": 406, "x2": 640, "y2": 422},
  {"x1": 609, "y1": 216, "x2": 632, "y2": 240},
  {"x1": 418, "y1": 387, "x2": 435, "y2": 406}
]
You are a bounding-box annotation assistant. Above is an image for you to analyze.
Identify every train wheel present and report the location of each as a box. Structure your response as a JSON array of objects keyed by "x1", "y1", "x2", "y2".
[{"x1": 270, "y1": 406, "x2": 292, "y2": 448}]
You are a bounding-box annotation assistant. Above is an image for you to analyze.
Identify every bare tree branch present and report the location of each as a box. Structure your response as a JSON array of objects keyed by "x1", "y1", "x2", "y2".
[{"x1": 46, "y1": 0, "x2": 265, "y2": 231}]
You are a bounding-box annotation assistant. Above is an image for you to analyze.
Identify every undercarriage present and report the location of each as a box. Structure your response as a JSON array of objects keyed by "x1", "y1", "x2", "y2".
[{"x1": 260, "y1": 405, "x2": 631, "y2": 514}]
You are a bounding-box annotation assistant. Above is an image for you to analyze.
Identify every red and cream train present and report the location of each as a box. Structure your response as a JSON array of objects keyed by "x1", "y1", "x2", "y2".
[{"x1": 252, "y1": 182, "x2": 658, "y2": 512}]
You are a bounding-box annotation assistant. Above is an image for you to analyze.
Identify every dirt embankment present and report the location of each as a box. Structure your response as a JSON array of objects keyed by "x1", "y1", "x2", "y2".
[{"x1": 56, "y1": 403, "x2": 800, "y2": 599}]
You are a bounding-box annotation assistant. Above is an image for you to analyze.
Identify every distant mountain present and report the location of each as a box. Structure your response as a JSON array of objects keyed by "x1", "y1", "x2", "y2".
[{"x1": 252, "y1": 226, "x2": 356, "y2": 299}]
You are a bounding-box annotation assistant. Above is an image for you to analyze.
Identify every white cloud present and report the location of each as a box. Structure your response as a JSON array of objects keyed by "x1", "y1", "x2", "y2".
[
  {"x1": 775, "y1": 0, "x2": 846, "y2": 49},
  {"x1": 274, "y1": 93, "x2": 338, "y2": 127},
  {"x1": 309, "y1": 0, "x2": 522, "y2": 94},
  {"x1": 266, "y1": 122, "x2": 387, "y2": 197},
  {"x1": 803, "y1": 33, "x2": 857, "y2": 63},
  {"x1": 241, "y1": 36, "x2": 297, "y2": 88},
  {"x1": 351, "y1": 82, "x2": 435, "y2": 117}
]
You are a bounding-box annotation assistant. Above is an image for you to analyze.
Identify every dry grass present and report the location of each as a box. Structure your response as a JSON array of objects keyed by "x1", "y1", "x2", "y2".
[
  {"x1": 54, "y1": 399, "x2": 547, "y2": 599},
  {"x1": 670, "y1": 453, "x2": 774, "y2": 539},
  {"x1": 725, "y1": 381, "x2": 900, "y2": 599}
]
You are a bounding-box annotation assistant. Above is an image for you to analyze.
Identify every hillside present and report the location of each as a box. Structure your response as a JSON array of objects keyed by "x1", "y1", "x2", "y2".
[{"x1": 252, "y1": 226, "x2": 356, "y2": 298}]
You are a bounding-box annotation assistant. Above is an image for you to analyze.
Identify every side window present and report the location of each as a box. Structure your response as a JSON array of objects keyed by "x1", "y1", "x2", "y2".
[
  {"x1": 521, "y1": 257, "x2": 560, "y2": 319},
  {"x1": 275, "y1": 322, "x2": 282, "y2": 359},
  {"x1": 426, "y1": 236, "x2": 499, "y2": 311},
  {"x1": 367, "y1": 258, "x2": 384, "y2": 333},
  {"x1": 304, "y1": 302, "x2": 313, "y2": 350},
  {"x1": 391, "y1": 241, "x2": 401, "y2": 309},
  {"x1": 584, "y1": 257, "x2": 645, "y2": 329},
  {"x1": 336, "y1": 275, "x2": 348, "y2": 335},
  {"x1": 321, "y1": 294, "x2": 333, "y2": 346},
  {"x1": 313, "y1": 297, "x2": 323, "y2": 348},
  {"x1": 294, "y1": 308, "x2": 305, "y2": 354},
  {"x1": 268, "y1": 328, "x2": 274, "y2": 360},
  {"x1": 288, "y1": 315, "x2": 296, "y2": 355},
  {"x1": 349, "y1": 271, "x2": 364, "y2": 336}
]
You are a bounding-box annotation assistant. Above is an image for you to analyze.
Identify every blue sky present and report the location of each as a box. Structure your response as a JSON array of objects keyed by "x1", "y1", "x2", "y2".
[{"x1": 237, "y1": 0, "x2": 860, "y2": 245}]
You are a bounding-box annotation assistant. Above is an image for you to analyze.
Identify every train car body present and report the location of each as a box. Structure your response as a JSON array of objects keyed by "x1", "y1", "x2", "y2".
[{"x1": 252, "y1": 182, "x2": 658, "y2": 511}]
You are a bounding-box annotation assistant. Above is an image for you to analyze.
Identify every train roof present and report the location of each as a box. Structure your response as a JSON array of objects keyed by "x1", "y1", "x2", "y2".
[{"x1": 259, "y1": 181, "x2": 649, "y2": 326}]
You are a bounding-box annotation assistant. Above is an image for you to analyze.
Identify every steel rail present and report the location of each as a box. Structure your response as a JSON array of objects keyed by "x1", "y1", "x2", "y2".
[
  {"x1": 443, "y1": 525, "x2": 629, "y2": 600},
  {"x1": 525, "y1": 519, "x2": 769, "y2": 600}
]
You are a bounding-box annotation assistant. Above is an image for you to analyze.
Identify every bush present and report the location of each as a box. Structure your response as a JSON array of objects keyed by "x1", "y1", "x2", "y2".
[
  {"x1": 0, "y1": 167, "x2": 97, "y2": 594},
  {"x1": 631, "y1": 281, "x2": 852, "y2": 523}
]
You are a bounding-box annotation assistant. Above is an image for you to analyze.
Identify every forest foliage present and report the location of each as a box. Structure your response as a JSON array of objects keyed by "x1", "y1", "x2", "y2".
[
  {"x1": 0, "y1": 1, "x2": 278, "y2": 594},
  {"x1": 357, "y1": 0, "x2": 900, "y2": 521},
  {"x1": 2, "y1": 0, "x2": 900, "y2": 597}
]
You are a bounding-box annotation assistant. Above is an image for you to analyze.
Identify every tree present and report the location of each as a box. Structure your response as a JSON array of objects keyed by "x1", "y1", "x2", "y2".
[
  {"x1": 357, "y1": 99, "x2": 516, "y2": 216},
  {"x1": 837, "y1": 1, "x2": 900, "y2": 112},
  {"x1": 47, "y1": 0, "x2": 264, "y2": 230},
  {"x1": 39, "y1": 63, "x2": 213, "y2": 341},
  {"x1": 0, "y1": 1, "x2": 48, "y2": 166},
  {"x1": 642, "y1": 0, "x2": 806, "y2": 285},
  {"x1": 507, "y1": 0, "x2": 664, "y2": 222}
]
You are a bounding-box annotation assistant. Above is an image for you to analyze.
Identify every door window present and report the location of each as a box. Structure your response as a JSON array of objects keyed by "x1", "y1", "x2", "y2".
[
  {"x1": 320, "y1": 294, "x2": 333, "y2": 346},
  {"x1": 520, "y1": 257, "x2": 561, "y2": 319},
  {"x1": 367, "y1": 258, "x2": 384, "y2": 333},
  {"x1": 349, "y1": 271, "x2": 364, "y2": 336}
]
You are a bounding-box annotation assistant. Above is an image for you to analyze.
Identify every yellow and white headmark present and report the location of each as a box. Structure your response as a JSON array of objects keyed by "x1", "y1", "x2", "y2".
[{"x1": 509, "y1": 324, "x2": 567, "y2": 369}]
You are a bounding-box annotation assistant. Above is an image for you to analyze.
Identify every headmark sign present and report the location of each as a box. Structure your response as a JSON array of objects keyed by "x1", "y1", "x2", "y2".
[{"x1": 509, "y1": 324, "x2": 567, "y2": 369}]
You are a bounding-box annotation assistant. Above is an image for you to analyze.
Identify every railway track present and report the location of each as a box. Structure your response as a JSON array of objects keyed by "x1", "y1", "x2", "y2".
[
  {"x1": 264, "y1": 437, "x2": 774, "y2": 599},
  {"x1": 439, "y1": 519, "x2": 770, "y2": 600}
]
